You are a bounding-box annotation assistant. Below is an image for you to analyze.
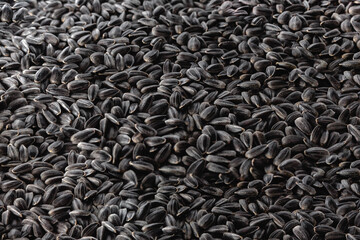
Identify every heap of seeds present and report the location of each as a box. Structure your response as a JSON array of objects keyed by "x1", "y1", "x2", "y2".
[{"x1": 1, "y1": 0, "x2": 360, "y2": 239}]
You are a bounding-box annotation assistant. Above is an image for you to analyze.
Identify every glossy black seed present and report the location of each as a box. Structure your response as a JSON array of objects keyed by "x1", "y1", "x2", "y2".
[{"x1": 0, "y1": 0, "x2": 360, "y2": 239}]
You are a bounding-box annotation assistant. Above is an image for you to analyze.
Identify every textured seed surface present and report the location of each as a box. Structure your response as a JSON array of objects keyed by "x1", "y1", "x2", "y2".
[{"x1": 0, "y1": 0, "x2": 360, "y2": 239}]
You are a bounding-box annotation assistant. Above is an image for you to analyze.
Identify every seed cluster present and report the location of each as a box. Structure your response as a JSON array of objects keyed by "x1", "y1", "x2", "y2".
[{"x1": 1, "y1": 0, "x2": 360, "y2": 239}]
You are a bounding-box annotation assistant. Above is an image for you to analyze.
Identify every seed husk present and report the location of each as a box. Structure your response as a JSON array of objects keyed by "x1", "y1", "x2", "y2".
[{"x1": 0, "y1": 0, "x2": 360, "y2": 239}]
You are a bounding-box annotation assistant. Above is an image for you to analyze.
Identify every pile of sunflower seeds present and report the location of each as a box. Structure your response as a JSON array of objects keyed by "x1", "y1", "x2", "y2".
[{"x1": 1, "y1": 0, "x2": 360, "y2": 239}]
